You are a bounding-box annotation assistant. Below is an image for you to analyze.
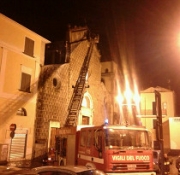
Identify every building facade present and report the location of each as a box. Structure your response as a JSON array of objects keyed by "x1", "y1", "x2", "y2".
[
  {"x1": 0, "y1": 13, "x2": 50, "y2": 165},
  {"x1": 33, "y1": 27, "x2": 112, "y2": 161},
  {"x1": 140, "y1": 87, "x2": 175, "y2": 123},
  {"x1": 140, "y1": 86, "x2": 176, "y2": 144}
]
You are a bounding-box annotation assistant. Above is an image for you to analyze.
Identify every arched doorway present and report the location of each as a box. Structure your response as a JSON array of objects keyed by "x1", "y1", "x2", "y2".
[{"x1": 79, "y1": 92, "x2": 93, "y2": 125}]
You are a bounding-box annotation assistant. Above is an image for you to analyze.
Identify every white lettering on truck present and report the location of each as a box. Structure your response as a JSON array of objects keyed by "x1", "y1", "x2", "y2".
[
  {"x1": 112, "y1": 155, "x2": 150, "y2": 161},
  {"x1": 136, "y1": 155, "x2": 150, "y2": 161},
  {"x1": 112, "y1": 155, "x2": 126, "y2": 160}
]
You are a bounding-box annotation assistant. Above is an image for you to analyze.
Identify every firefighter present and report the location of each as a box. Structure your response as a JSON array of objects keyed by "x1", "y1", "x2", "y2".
[
  {"x1": 176, "y1": 155, "x2": 180, "y2": 175},
  {"x1": 163, "y1": 153, "x2": 173, "y2": 174}
]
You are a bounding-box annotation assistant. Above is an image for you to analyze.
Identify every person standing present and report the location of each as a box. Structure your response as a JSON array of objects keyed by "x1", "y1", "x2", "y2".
[
  {"x1": 176, "y1": 155, "x2": 180, "y2": 175},
  {"x1": 163, "y1": 153, "x2": 173, "y2": 174}
]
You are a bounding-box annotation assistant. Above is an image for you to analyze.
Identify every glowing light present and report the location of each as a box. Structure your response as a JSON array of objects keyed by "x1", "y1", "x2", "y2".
[
  {"x1": 124, "y1": 79, "x2": 133, "y2": 107},
  {"x1": 115, "y1": 74, "x2": 141, "y2": 125},
  {"x1": 116, "y1": 94, "x2": 124, "y2": 104},
  {"x1": 105, "y1": 119, "x2": 108, "y2": 124}
]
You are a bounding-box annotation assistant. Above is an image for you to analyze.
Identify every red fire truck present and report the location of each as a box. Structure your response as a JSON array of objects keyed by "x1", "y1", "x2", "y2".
[
  {"x1": 55, "y1": 123, "x2": 155, "y2": 175},
  {"x1": 77, "y1": 124, "x2": 155, "y2": 175}
]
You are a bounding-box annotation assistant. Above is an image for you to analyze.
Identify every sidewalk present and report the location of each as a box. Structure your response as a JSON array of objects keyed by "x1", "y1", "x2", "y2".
[
  {"x1": 0, "y1": 161, "x2": 33, "y2": 174},
  {"x1": 0, "y1": 165, "x2": 25, "y2": 174}
]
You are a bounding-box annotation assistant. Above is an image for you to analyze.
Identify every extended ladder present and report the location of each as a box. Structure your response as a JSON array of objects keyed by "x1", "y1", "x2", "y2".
[{"x1": 65, "y1": 38, "x2": 97, "y2": 126}]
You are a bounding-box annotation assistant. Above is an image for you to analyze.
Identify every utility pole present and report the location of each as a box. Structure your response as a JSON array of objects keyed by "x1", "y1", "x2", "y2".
[{"x1": 155, "y1": 90, "x2": 164, "y2": 175}]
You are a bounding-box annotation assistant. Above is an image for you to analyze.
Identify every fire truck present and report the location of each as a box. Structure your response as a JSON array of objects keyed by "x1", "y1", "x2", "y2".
[
  {"x1": 77, "y1": 124, "x2": 155, "y2": 175},
  {"x1": 55, "y1": 121, "x2": 155, "y2": 175}
]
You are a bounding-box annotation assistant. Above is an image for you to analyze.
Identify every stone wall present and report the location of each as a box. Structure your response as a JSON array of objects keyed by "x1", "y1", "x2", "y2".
[{"x1": 35, "y1": 38, "x2": 111, "y2": 148}]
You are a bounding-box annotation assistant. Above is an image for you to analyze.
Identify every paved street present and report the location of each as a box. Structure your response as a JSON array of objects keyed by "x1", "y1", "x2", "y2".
[
  {"x1": 0, "y1": 165, "x2": 31, "y2": 174},
  {"x1": 0, "y1": 161, "x2": 36, "y2": 174}
]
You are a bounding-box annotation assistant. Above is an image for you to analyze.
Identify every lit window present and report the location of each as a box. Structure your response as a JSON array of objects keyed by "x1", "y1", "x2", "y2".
[{"x1": 82, "y1": 96, "x2": 90, "y2": 108}]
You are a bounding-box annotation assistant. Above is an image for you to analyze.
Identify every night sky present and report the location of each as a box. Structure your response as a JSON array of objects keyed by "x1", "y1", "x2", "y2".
[{"x1": 1, "y1": 0, "x2": 180, "y2": 114}]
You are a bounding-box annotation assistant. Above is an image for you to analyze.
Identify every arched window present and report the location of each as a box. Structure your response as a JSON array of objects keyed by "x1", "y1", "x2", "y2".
[
  {"x1": 82, "y1": 96, "x2": 90, "y2": 108},
  {"x1": 16, "y1": 107, "x2": 27, "y2": 116}
]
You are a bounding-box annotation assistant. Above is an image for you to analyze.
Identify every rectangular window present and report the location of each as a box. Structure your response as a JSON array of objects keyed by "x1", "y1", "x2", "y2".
[
  {"x1": 82, "y1": 116, "x2": 89, "y2": 125},
  {"x1": 19, "y1": 72, "x2": 31, "y2": 92},
  {"x1": 24, "y1": 37, "x2": 34, "y2": 57}
]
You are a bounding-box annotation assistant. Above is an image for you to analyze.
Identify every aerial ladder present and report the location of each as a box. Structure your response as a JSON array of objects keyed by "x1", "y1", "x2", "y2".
[
  {"x1": 55, "y1": 32, "x2": 99, "y2": 165},
  {"x1": 65, "y1": 34, "x2": 99, "y2": 127}
]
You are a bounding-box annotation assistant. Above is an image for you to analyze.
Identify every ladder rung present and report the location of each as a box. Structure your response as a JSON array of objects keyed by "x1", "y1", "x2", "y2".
[
  {"x1": 71, "y1": 100, "x2": 80, "y2": 103},
  {"x1": 69, "y1": 113, "x2": 77, "y2": 116},
  {"x1": 72, "y1": 98, "x2": 81, "y2": 101},
  {"x1": 67, "y1": 116, "x2": 76, "y2": 119},
  {"x1": 67, "y1": 117, "x2": 76, "y2": 121},
  {"x1": 73, "y1": 94, "x2": 81, "y2": 97}
]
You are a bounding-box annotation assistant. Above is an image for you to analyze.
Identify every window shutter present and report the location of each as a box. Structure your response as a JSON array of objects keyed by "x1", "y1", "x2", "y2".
[
  {"x1": 20, "y1": 73, "x2": 31, "y2": 92},
  {"x1": 24, "y1": 37, "x2": 34, "y2": 57}
]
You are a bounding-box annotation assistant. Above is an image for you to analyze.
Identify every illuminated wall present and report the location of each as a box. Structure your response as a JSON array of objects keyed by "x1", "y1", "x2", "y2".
[
  {"x1": 140, "y1": 86, "x2": 175, "y2": 143},
  {"x1": 0, "y1": 13, "x2": 50, "y2": 163}
]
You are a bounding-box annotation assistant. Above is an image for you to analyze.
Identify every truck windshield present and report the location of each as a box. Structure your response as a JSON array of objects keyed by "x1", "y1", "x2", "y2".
[{"x1": 105, "y1": 128, "x2": 150, "y2": 148}]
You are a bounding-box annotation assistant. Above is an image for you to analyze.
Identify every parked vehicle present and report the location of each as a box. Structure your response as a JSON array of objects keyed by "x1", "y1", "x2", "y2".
[
  {"x1": 2, "y1": 165, "x2": 106, "y2": 175},
  {"x1": 32, "y1": 165, "x2": 106, "y2": 175}
]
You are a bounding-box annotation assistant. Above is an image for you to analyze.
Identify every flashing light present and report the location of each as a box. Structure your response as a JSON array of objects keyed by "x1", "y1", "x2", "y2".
[
  {"x1": 116, "y1": 94, "x2": 124, "y2": 104},
  {"x1": 105, "y1": 119, "x2": 108, "y2": 125},
  {"x1": 116, "y1": 79, "x2": 140, "y2": 107}
]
